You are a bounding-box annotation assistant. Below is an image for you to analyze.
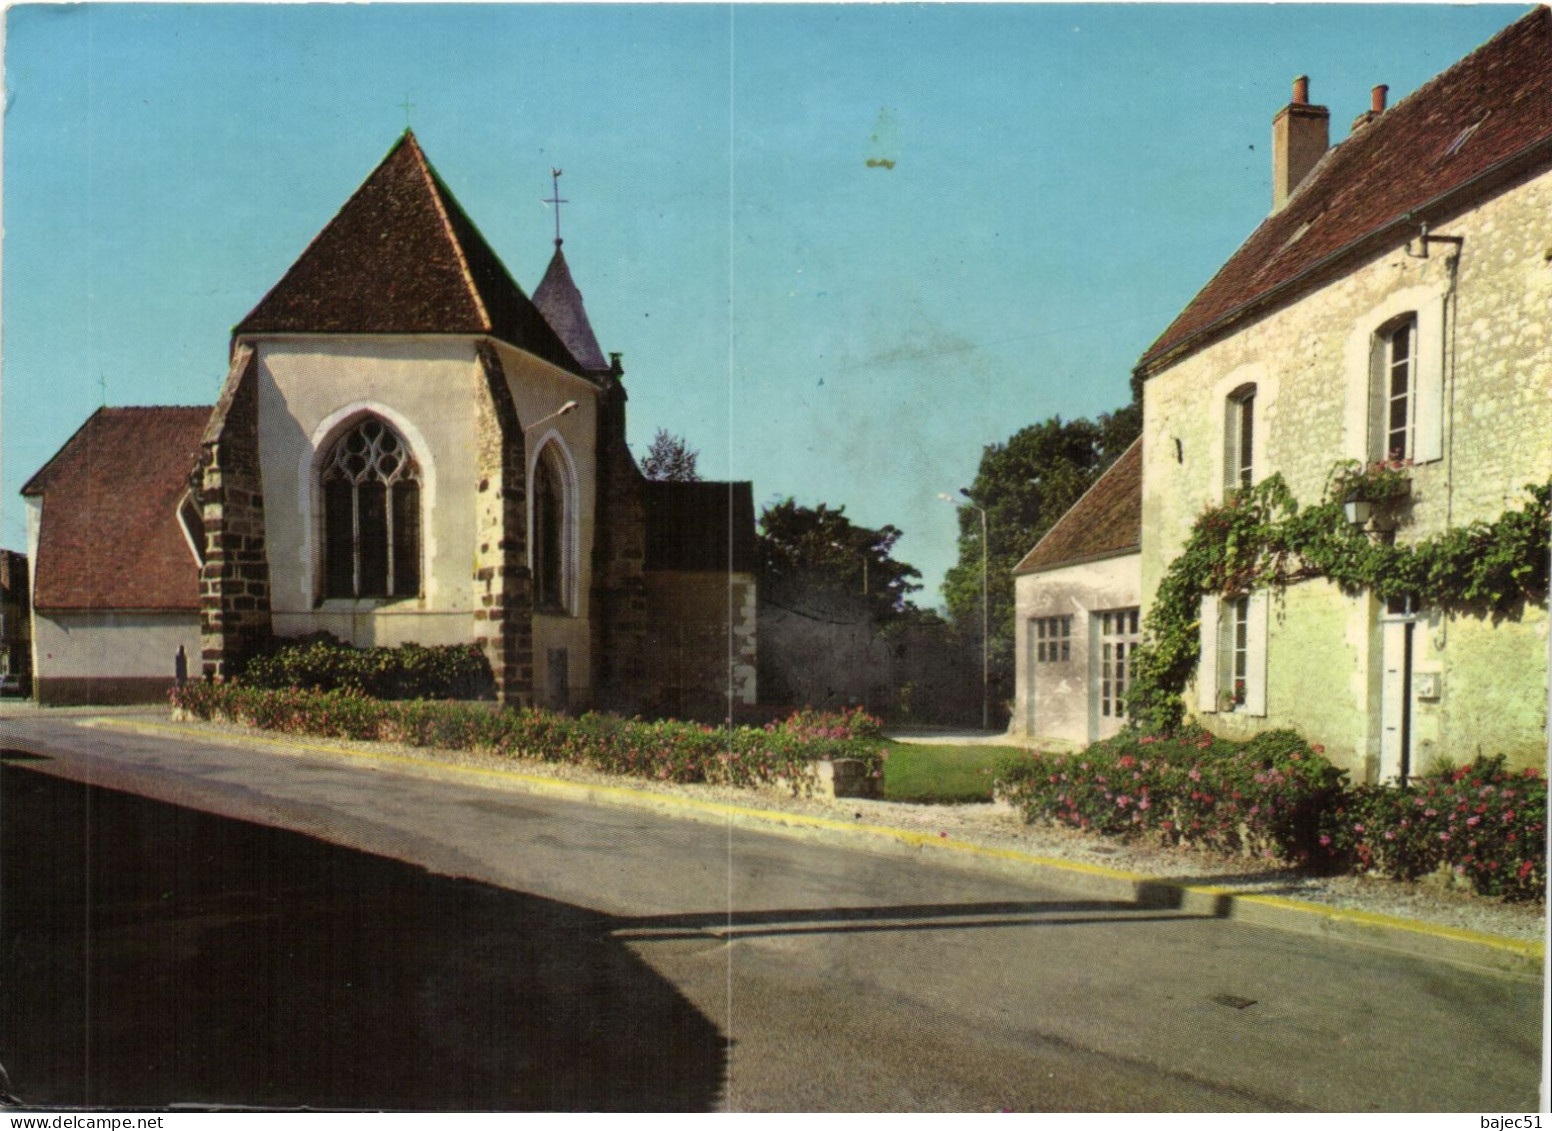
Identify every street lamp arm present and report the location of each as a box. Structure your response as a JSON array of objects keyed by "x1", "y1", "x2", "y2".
[{"x1": 524, "y1": 400, "x2": 579, "y2": 433}]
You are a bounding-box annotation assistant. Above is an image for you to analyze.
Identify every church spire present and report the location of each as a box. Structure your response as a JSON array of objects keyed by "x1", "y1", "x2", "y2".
[{"x1": 533, "y1": 173, "x2": 609, "y2": 375}]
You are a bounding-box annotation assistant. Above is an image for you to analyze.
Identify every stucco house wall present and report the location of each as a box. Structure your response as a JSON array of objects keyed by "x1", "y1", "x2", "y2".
[
  {"x1": 1141, "y1": 168, "x2": 1551, "y2": 777},
  {"x1": 1012, "y1": 552, "x2": 1141, "y2": 747},
  {"x1": 31, "y1": 611, "x2": 200, "y2": 704}
]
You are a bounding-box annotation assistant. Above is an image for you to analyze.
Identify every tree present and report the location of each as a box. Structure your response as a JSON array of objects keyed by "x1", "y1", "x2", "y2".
[
  {"x1": 757, "y1": 498, "x2": 922, "y2": 621},
  {"x1": 941, "y1": 402, "x2": 1141, "y2": 722},
  {"x1": 641, "y1": 429, "x2": 701, "y2": 481}
]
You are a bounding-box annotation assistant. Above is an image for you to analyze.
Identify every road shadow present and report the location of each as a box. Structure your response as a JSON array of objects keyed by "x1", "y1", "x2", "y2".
[{"x1": 0, "y1": 764, "x2": 725, "y2": 1111}]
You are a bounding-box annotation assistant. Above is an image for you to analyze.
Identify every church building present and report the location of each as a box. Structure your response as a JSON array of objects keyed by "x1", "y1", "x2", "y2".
[{"x1": 23, "y1": 132, "x2": 757, "y2": 712}]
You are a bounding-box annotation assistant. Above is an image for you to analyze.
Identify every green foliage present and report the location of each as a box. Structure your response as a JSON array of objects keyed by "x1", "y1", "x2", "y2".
[
  {"x1": 943, "y1": 405, "x2": 1142, "y2": 719},
  {"x1": 996, "y1": 727, "x2": 1347, "y2": 864},
  {"x1": 882, "y1": 742, "x2": 1023, "y2": 803},
  {"x1": 641, "y1": 428, "x2": 701, "y2": 481},
  {"x1": 996, "y1": 733, "x2": 1547, "y2": 901},
  {"x1": 1127, "y1": 474, "x2": 1551, "y2": 733},
  {"x1": 241, "y1": 637, "x2": 495, "y2": 700},
  {"x1": 758, "y1": 497, "x2": 922, "y2": 619},
  {"x1": 1322, "y1": 755, "x2": 1547, "y2": 901},
  {"x1": 168, "y1": 683, "x2": 887, "y2": 794},
  {"x1": 1328, "y1": 457, "x2": 1415, "y2": 503}
]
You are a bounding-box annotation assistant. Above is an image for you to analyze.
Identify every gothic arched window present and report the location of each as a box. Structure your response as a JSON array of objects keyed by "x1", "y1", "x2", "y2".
[
  {"x1": 321, "y1": 417, "x2": 421, "y2": 600},
  {"x1": 532, "y1": 447, "x2": 568, "y2": 613}
]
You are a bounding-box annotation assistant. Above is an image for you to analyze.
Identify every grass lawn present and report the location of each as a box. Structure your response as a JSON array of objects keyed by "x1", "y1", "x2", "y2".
[{"x1": 881, "y1": 742, "x2": 1029, "y2": 803}]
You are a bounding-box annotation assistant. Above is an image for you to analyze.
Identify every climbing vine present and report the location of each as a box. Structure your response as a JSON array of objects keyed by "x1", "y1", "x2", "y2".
[{"x1": 1127, "y1": 467, "x2": 1551, "y2": 734}]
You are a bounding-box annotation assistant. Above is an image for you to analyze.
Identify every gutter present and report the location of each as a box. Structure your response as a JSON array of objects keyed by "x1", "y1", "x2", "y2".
[{"x1": 1134, "y1": 133, "x2": 1552, "y2": 381}]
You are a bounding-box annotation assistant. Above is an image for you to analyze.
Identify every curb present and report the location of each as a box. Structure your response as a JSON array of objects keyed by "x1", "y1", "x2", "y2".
[{"x1": 85, "y1": 716, "x2": 1545, "y2": 978}]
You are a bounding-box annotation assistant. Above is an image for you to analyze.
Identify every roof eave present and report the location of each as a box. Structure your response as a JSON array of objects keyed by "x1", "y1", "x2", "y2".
[
  {"x1": 1014, "y1": 543, "x2": 1141, "y2": 578},
  {"x1": 1135, "y1": 133, "x2": 1552, "y2": 381}
]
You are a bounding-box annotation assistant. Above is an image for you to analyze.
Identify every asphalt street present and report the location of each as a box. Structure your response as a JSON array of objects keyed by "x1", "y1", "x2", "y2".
[{"x1": 0, "y1": 711, "x2": 1543, "y2": 1111}]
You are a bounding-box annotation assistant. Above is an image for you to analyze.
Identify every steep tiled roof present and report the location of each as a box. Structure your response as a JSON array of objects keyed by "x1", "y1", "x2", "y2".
[
  {"x1": 21, "y1": 406, "x2": 212, "y2": 611},
  {"x1": 235, "y1": 131, "x2": 583, "y2": 375},
  {"x1": 533, "y1": 244, "x2": 610, "y2": 374},
  {"x1": 1013, "y1": 439, "x2": 1142, "y2": 576},
  {"x1": 644, "y1": 481, "x2": 758, "y2": 573},
  {"x1": 1139, "y1": 7, "x2": 1552, "y2": 374}
]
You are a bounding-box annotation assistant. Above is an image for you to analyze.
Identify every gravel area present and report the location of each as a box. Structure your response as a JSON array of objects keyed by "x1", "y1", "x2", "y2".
[{"x1": 136, "y1": 713, "x2": 1549, "y2": 946}]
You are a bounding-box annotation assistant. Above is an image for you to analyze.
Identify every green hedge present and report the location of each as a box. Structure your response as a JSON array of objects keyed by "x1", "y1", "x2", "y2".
[
  {"x1": 996, "y1": 730, "x2": 1546, "y2": 901},
  {"x1": 241, "y1": 637, "x2": 495, "y2": 701},
  {"x1": 168, "y1": 683, "x2": 886, "y2": 793}
]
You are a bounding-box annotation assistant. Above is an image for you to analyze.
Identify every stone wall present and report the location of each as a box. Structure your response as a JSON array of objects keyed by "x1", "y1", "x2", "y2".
[
  {"x1": 588, "y1": 360, "x2": 649, "y2": 712},
  {"x1": 473, "y1": 343, "x2": 534, "y2": 704},
  {"x1": 196, "y1": 345, "x2": 272, "y2": 678},
  {"x1": 1141, "y1": 167, "x2": 1551, "y2": 775},
  {"x1": 642, "y1": 571, "x2": 757, "y2": 719}
]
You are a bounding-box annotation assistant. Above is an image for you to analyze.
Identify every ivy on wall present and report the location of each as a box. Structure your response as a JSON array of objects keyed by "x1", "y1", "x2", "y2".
[{"x1": 1127, "y1": 468, "x2": 1551, "y2": 733}]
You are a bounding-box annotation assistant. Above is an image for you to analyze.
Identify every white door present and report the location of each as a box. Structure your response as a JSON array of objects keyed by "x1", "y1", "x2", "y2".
[
  {"x1": 1378, "y1": 618, "x2": 1415, "y2": 783},
  {"x1": 1092, "y1": 608, "x2": 1140, "y2": 743}
]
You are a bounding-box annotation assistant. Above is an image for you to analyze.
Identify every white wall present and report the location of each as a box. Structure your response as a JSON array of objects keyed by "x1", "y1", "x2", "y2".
[
  {"x1": 33, "y1": 611, "x2": 200, "y2": 702},
  {"x1": 1013, "y1": 552, "x2": 1141, "y2": 746}
]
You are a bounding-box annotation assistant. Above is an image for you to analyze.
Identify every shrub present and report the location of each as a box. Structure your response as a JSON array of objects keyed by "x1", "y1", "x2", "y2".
[
  {"x1": 1324, "y1": 756, "x2": 1546, "y2": 901},
  {"x1": 169, "y1": 683, "x2": 885, "y2": 794},
  {"x1": 241, "y1": 636, "x2": 495, "y2": 701},
  {"x1": 996, "y1": 727, "x2": 1350, "y2": 865},
  {"x1": 997, "y1": 730, "x2": 1545, "y2": 902}
]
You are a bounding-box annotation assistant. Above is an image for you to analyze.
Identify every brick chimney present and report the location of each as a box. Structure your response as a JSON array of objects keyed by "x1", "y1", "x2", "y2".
[
  {"x1": 1272, "y1": 75, "x2": 1330, "y2": 212},
  {"x1": 1350, "y1": 84, "x2": 1389, "y2": 134}
]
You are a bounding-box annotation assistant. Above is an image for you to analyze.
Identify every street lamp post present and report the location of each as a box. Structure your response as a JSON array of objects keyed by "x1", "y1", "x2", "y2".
[{"x1": 940, "y1": 490, "x2": 990, "y2": 732}]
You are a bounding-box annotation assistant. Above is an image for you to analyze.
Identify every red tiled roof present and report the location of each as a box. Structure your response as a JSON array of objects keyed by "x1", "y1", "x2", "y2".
[
  {"x1": 1139, "y1": 7, "x2": 1552, "y2": 374},
  {"x1": 21, "y1": 406, "x2": 211, "y2": 611},
  {"x1": 235, "y1": 131, "x2": 584, "y2": 376},
  {"x1": 1013, "y1": 439, "x2": 1142, "y2": 575},
  {"x1": 533, "y1": 245, "x2": 610, "y2": 374}
]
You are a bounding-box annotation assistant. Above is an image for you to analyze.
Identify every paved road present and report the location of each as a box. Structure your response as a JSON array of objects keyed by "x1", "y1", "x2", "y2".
[{"x1": 0, "y1": 712, "x2": 1543, "y2": 1111}]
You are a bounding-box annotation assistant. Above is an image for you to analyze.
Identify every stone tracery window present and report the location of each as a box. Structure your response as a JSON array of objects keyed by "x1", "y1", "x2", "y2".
[{"x1": 321, "y1": 416, "x2": 421, "y2": 600}]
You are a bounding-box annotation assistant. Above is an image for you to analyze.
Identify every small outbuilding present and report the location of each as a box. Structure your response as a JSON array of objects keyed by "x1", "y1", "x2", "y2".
[{"x1": 1010, "y1": 438, "x2": 1142, "y2": 747}]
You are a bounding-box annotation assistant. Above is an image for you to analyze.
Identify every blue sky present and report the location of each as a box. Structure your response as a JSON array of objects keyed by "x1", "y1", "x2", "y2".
[{"x1": 1, "y1": 3, "x2": 1524, "y2": 599}]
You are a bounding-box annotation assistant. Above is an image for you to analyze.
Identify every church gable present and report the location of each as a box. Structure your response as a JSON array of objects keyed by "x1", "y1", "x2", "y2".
[{"x1": 235, "y1": 131, "x2": 580, "y2": 376}]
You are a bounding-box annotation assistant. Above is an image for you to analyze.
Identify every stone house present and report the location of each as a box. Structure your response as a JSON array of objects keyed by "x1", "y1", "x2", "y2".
[
  {"x1": 1010, "y1": 438, "x2": 1142, "y2": 747},
  {"x1": 1134, "y1": 9, "x2": 1551, "y2": 780},
  {"x1": 23, "y1": 131, "x2": 757, "y2": 710}
]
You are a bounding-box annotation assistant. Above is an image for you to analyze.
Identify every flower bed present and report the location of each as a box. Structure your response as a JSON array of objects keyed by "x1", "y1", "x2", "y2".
[
  {"x1": 997, "y1": 730, "x2": 1546, "y2": 901},
  {"x1": 996, "y1": 727, "x2": 1346, "y2": 864},
  {"x1": 168, "y1": 683, "x2": 885, "y2": 793},
  {"x1": 1330, "y1": 756, "x2": 1546, "y2": 901}
]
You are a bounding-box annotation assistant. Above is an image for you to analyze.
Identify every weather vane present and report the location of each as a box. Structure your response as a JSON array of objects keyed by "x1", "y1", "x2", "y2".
[{"x1": 542, "y1": 168, "x2": 567, "y2": 246}]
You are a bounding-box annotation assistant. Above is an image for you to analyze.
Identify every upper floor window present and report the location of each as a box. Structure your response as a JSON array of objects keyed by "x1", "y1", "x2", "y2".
[
  {"x1": 1223, "y1": 384, "x2": 1256, "y2": 494},
  {"x1": 1375, "y1": 315, "x2": 1417, "y2": 461},
  {"x1": 321, "y1": 416, "x2": 421, "y2": 600}
]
